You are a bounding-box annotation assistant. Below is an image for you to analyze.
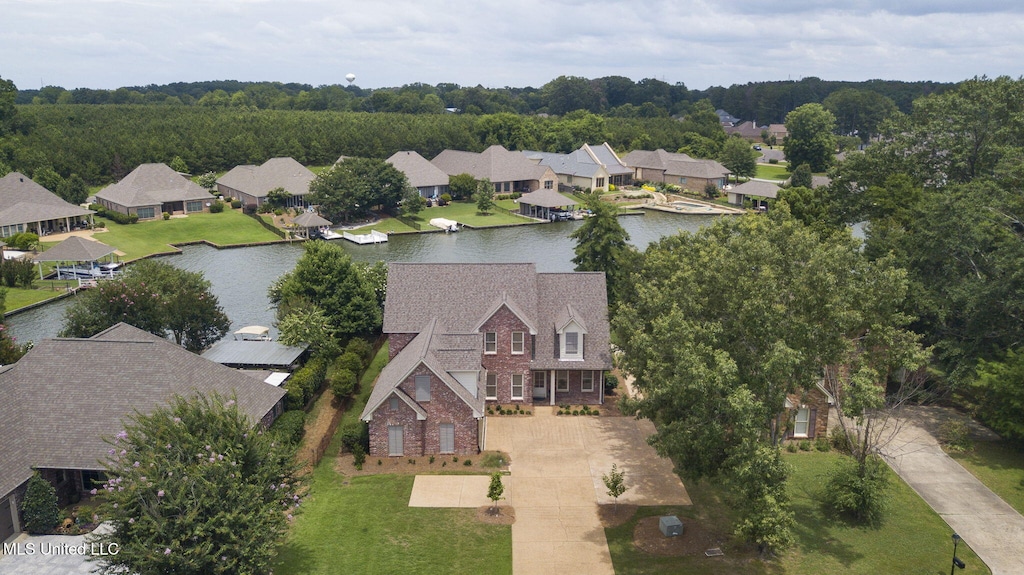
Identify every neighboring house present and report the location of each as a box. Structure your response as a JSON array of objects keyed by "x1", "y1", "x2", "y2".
[
  {"x1": 360, "y1": 263, "x2": 612, "y2": 457},
  {"x1": 768, "y1": 123, "x2": 788, "y2": 143},
  {"x1": 724, "y1": 121, "x2": 766, "y2": 140},
  {"x1": 621, "y1": 149, "x2": 730, "y2": 193},
  {"x1": 522, "y1": 143, "x2": 633, "y2": 191},
  {"x1": 0, "y1": 172, "x2": 94, "y2": 238},
  {"x1": 717, "y1": 109, "x2": 741, "y2": 126},
  {"x1": 726, "y1": 179, "x2": 780, "y2": 208},
  {"x1": 0, "y1": 323, "x2": 286, "y2": 542},
  {"x1": 216, "y1": 157, "x2": 315, "y2": 209},
  {"x1": 95, "y1": 163, "x2": 210, "y2": 219},
  {"x1": 386, "y1": 151, "x2": 450, "y2": 199},
  {"x1": 782, "y1": 382, "x2": 835, "y2": 441},
  {"x1": 431, "y1": 145, "x2": 558, "y2": 194}
]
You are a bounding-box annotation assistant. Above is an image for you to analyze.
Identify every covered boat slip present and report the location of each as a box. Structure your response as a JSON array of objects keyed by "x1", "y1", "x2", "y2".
[
  {"x1": 201, "y1": 338, "x2": 309, "y2": 370},
  {"x1": 31, "y1": 235, "x2": 123, "y2": 282}
]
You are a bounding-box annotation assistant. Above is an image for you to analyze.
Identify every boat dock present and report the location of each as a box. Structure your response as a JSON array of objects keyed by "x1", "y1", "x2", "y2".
[{"x1": 342, "y1": 230, "x2": 389, "y2": 244}]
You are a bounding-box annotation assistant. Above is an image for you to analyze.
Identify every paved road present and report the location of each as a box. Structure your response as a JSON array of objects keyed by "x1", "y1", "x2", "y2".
[{"x1": 881, "y1": 407, "x2": 1024, "y2": 575}]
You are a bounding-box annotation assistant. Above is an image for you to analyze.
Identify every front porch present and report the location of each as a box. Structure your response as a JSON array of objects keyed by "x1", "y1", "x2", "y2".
[{"x1": 486, "y1": 369, "x2": 604, "y2": 409}]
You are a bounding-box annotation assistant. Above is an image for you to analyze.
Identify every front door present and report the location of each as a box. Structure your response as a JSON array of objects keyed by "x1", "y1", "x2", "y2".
[{"x1": 532, "y1": 371, "x2": 546, "y2": 400}]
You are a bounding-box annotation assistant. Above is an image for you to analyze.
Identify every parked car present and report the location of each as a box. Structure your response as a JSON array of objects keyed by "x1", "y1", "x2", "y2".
[{"x1": 753, "y1": 145, "x2": 763, "y2": 151}]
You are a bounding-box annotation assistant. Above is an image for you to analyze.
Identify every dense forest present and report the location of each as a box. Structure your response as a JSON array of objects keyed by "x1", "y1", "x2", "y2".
[{"x1": 13, "y1": 75, "x2": 951, "y2": 123}]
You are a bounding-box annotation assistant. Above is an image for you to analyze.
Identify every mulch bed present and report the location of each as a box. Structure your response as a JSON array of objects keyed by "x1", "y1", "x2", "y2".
[
  {"x1": 598, "y1": 504, "x2": 638, "y2": 527},
  {"x1": 336, "y1": 451, "x2": 511, "y2": 476},
  {"x1": 633, "y1": 516, "x2": 726, "y2": 557},
  {"x1": 476, "y1": 505, "x2": 516, "y2": 525}
]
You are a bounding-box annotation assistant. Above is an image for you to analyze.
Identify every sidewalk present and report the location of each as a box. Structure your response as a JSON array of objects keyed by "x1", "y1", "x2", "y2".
[{"x1": 881, "y1": 407, "x2": 1024, "y2": 575}]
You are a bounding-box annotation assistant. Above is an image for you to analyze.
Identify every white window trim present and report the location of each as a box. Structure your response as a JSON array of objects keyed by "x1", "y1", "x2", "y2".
[
  {"x1": 556, "y1": 370, "x2": 569, "y2": 392},
  {"x1": 561, "y1": 331, "x2": 582, "y2": 360},
  {"x1": 582, "y1": 370, "x2": 594, "y2": 392},
  {"x1": 511, "y1": 331, "x2": 525, "y2": 355},
  {"x1": 794, "y1": 407, "x2": 810, "y2": 438},
  {"x1": 485, "y1": 374, "x2": 497, "y2": 400},
  {"x1": 484, "y1": 332, "x2": 497, "y2": 355},
  {"x1": 511, "y1": 374, "x2": 524, "y2": 400}
]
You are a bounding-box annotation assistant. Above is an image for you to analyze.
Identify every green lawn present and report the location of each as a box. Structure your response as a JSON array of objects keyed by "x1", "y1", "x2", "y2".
[
  {"x1": 3, "y1": 280, "x2": 78, "y2": 312},
  {"x1": 274, "y1": 342, "x2": 511, "y2": 575},
  {"x1": 66, "y1": 209, "x2": 283, "y2": 260},
  {"x1": 606, "y1": 451, "x2": 990, "y2": 575},
  {"x1": 354, "y1": 200, "x2": 535, "y2": 234},
  {"x1": 949, "y1": 440, "x2": 1024, "y2": 515},
  {"x1": 755, "y1": 164, "x2": 791, "y2": 180}
]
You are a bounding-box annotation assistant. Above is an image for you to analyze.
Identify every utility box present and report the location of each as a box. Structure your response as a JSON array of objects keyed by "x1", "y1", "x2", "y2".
[{"x1": 659, "y1": 515, "x2": 683, "y2": 537}]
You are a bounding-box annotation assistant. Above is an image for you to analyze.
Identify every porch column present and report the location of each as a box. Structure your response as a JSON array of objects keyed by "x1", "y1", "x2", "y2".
[
  {"x1": 599, "y1": 371, "x2": 604, "y2": 404},
  {"x1": 550, "y1": 369, "x2": 556, "y2": 406}
]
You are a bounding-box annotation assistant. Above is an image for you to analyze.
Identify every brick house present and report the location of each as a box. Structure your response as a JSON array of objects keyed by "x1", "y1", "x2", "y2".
[
  {"x1": 360, "y1": 263, "x2": 613, "y2": 457},
  {"x1": 620, "y1": 149, "x2": 730, "y2": 194},
  {"x1": 0, "y1": 323, "x2": 285, "y2": 543},
  {"x1": 782, "y1": 382, "x2": 835, "y2": 440},
  {"x1": 95, "y1": 163, "x2": 211, "y2": 220}
]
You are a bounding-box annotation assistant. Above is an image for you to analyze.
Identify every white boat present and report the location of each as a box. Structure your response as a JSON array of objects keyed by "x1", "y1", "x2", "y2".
[
  {"x1": 429, "y1": 218, "x2": 460, "y2": 232},
  {"x1": 233, "y1": 325, "x2": 271, "y2": 341}
]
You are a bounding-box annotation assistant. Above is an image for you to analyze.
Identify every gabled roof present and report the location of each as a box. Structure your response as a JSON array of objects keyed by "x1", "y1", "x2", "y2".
[
  {"x1": 431, "y1": 145, "x2": 551, "y2": 183},
  {"x1": 473, "y1": 293, "x2": 538, "y2": 335},
  {"x1": 292, "y1": 211, "x2": 332, "y2": 228},
  {"x1": 0, "y1": 323, "x2": 285, "y2": 500},
  {"x1": 588, "y1": 143, "x2": 633, "y2": 176},
  {"x1": 518, "y1": 188, "x2": 578, "y2": 209},
  {"x1": 217, "y1": 157, "x2": 314, "y2": 198},
  {"x1": 386, "y1": 151, "x2": 450, "y2": 189},
  {"x1": 0, "y1": 172, "x2": 94, "y2": 227},
  {"x1": 621, "y1": 149, "x2": 730, "y2": 180},
  {"x1": 554, "y1": 303, "x2": 588, "y2": 334},
  {"x1": 33, "y1": 236, "x2": 116, "y2": 263},
  {"x1": 360, "y1": 319, "x2": 485, "y2": 422},
  {"x1": 731, "y1": 179, "x2": 780, "y2": 199},
  {"x1": 96, "y1": 163, "x2": 209, "y2": 208},
  {"x1": 724, "y1": 121, "x2": 766, "y2": 138}
]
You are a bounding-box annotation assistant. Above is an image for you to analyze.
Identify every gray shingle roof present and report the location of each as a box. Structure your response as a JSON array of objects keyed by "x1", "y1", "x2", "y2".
[
  {"x1": 731, "y1": 179, "x2": 780, "y2": 199},
  {"x1": 518, "y1": 188, "x2": 578, "y2": 209},
  {"x1": 33, "y1": 236, "x2": 116, "y2": 263},
  {"x1": 621, "y1": 149, "x2": 729, "y2": 180},
  {"x1": 524, "y1": 143, "x2": 632, "y2": 180},
  {"x1": 0, "y1": 172, "x2": 94, "y2": 227},
  {"x1": 0, "y1": 323, "x2": 285, "y2": 500},
  {"x1": 386, "y1": 151, "x2": 450, "y2": 189},
  {"x1": 292, "y1": 212, "x2": 332, "y2": 228},
  {"x1": 216, "y1": 157, "x2": 314, "y2": 198},
  {"x1": 96, "y1": 163, "x2": 210, "y2": 208},
  {"x1": 431, "y1": 145, "x2": 551, "y2": 183}
]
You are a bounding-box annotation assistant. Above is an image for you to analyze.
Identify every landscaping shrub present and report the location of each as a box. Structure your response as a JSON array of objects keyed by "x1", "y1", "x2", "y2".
[
  {"x1": 821, "y1": 455, "x2": 891, "y2": 525},
  {"x1": 481, "y1": 453, "x2": 506, "y2": 468},
  {"x1": 329, "y1": 368, "x2": 357, "y2": 400},
  {"x1": 285, "y1": 356, "x2": 329, "y2": 408},
  {"x1": 103, "y1": 209, "x2": 139, "y2": 224},
  {"x1": 829, "y1": 426, "x2": 852, "y2": 453},
  {"x1": 463, "y1": 459, "x2": 472, "y2": 466},
  {"x1": 21, "y1": 472, "x2": 60, "y2": 534},
  {"x1": 273, "y1": 208, "x2": 284, "y2": 216},
  {"x1": 799, "y1": 440, "x2": 812, "y2": 451},
  {"x1": 230, "y1": 199, "x2": 242, "y2": 209},
  {"x1": 940, "y1": 419, "x2": 973, "y2": 452},
  {"x1": 339, "y1": 422, "x2": 369, "y2": 453},
  {"x1": 335, "y1": 351, "x2": 363, "y2": 376},
  {"x1": 439, "y1": 193, "x2": 452, "y2": 204},
  {"x1": 5, "y1": 232, "x2": 39, "y2": 250},
  {"x1": 244, "y1": 204, "x2": 258, "y2": 215},
  {"x1": 209, "y1": 200, "x2": 225, "y2": 213},
  {"x1": 786, "y1": 442, "x2": 798, "y2": 453},
  {"x1": 270, "y1": 410, "x2": 306, "y2": 446},
  {"x1": 162, "y1": 212, "x2": 170, "y2": 220},
  {"x1": 352, "y1": 444, "x2": 366, "y2": 470},
  {"x1": 814, "y1": 436, "x2": 831, "y2": 452},
  {"x1": 344, "y1": 338, "x2": 373, "y2": 363},
  {"x1": 604, "y1": 373, "x2": 618, "y2": 394}
]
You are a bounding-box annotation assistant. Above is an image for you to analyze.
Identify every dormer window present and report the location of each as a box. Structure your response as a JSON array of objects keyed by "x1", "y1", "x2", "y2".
[
  {"x1": 564, "y1": 332, "x2": 579, "y2": 355},
  {"x1": 557, "y1": 315, "x2": 586, "y2": 360},
  {"x1": 484, "y1": 332, "x2": 497, "y2": 354}
]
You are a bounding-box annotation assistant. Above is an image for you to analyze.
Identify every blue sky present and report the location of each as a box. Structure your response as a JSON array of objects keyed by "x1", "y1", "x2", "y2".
[{"x1": 2, "y1": 0, "x2": 1022, "y2": 91}]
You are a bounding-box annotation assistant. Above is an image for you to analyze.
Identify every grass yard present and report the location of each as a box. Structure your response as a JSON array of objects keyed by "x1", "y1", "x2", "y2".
[
  {"x1": 61, "y1": 209, "x2": 283, "y2": 259},
  {"x1": 949, "y1": 440, "x2": 1024, "y2": 515},
  {"x1": 354, "y1": 200, "x2": 534, "y2": 234},
  {"x1": 3, "y1": 279, "x2": 78, "y2": 312},
  {"x1": 755, "y1": 163, "x2": 791, "y2": 180},
  {"x1": 606, "y1": 451, "x2": 990, "y2": 575}
]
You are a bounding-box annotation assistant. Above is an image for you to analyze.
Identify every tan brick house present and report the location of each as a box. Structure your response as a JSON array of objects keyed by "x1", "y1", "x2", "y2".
[{"x1": 360, "y1": 263, "x2": 613, "y2": 457}]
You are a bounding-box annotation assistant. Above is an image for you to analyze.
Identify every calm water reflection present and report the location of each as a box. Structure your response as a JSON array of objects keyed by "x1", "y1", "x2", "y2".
[{"x1": 6, "y1": 210, "x2": 714, "y2": 344}]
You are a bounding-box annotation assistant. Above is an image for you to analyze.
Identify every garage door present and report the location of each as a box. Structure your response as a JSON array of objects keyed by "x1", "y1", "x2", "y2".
[{"x1": 0, "y1": 496, "x2": 15, "y2": 543}]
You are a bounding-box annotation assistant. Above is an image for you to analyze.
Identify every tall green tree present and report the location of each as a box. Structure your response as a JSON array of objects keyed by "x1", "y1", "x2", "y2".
[
  {"x1": 0, "y1": 76, "x2": 17, "y2": 136},
  {"x1": 718, "y1": 136, "x2": 757, "y2": 181},
  {"x1": 59, "y1": 260, "x2": 229, "y2": 352},
  {"x1": 789, "y1": 163, "x2": 812, "y2": 189},
  {"x1": 90, "y1": 394, "x2": 302, "y2": 575},
  {"x1": 474, "y1": 178, "x2": 495, "y2": 214},
  {"x1": 448, "y1": 173, "x2": 477, "y2": 201},
  {"x1": 308, "y1": 157, "x2": 412, "y2": 222},
  {"x1": 616, "y1": 206, "x2": 921, "y2": 555},
  {"x1": 56, "y1": 173, "x2": 88, "y2": 205},
  {"x1": 569, "y1": 193, "x2": 635, "y2": 308},
  {"x1": 822, "y1": 88, "x2": 898, "y2": 143},
  {"x1": 783, "y1": 103, "x2": 837, "y2": 172}
]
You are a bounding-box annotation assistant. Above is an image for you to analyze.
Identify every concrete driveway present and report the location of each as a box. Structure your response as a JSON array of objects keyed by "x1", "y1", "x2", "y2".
[
  {"x1": 0, "y1": 523, "x2": 113, "y2": 575},
  {"x1": 486, "y1": 407, "x2": 690, "y2": 575},
  {"x1": 881, "y1": 407, "x2": 1024, "y2": 575}
]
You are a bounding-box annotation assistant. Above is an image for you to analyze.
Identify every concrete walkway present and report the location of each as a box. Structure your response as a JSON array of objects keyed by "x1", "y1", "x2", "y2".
[
  {"x1": 881, "y1": 407, "x2": 1024, "y2": 575},
  {"x1": 0, "y1": 523, "x2": 113, "y2": 574}
]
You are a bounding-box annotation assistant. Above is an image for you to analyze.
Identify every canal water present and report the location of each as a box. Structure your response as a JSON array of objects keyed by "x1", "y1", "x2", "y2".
[{"x1": 6, "y1": 210, "x2": 715, "y2": 344}]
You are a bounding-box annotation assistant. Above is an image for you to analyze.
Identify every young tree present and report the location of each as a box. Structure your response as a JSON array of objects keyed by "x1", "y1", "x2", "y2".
[
  {"x1": 402, "y1": 187, "x2": 427, "y2": 217},
  {"x1": 783, "y1": 103, "x2": 837, "y2": 173},
  {"x1": 169, "y1": 156, "x2": 189, "y2": 174},
  {"x1": 569, "y1": 193, "x2": 635, "y2": 308},
  {"x1": 602, "y1": 463, "x2": 628, "y2": 510},
  {"x1": 59, "y1": 260, "x2": 230, "y2": 352},
  {"x1": 196, "y1": 171, "x2": 218, "y2": 192},
  {"x1": 474, "y1": 178, "x2": 495, "y2": 214},
  {"x1": 789, "y1": 163, "x2": 813, "y2": 189},
  {"x1": 718, "y1": 136, "x2": 757, "y2": 182},
  {"x1": 21, "y1": 472, "x2": 60, "y2": 534},
  {"x1": 487, "y1": 471, "x2": 505, "y2": 514},
  {"x1": 89, "y1": 394, "x2": 302, "y2": 575},
  {"x1": 265, "y1": 187, "x2": 292, "y2": 209}
]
